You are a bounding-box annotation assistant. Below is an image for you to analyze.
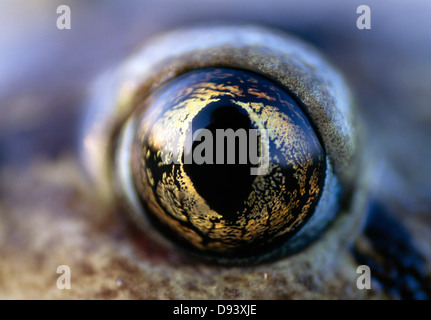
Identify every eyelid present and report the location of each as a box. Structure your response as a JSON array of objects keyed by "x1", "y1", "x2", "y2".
[
  {"x1": 80, "y1": 24, "x2": 369, "y2": 262},
  {"x1": 81, "y1": 25, "x2": 358, "y2": 199}
]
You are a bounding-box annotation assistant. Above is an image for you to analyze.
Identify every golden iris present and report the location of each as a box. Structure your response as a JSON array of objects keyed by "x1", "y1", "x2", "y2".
[{"x1": 128, "y1": 68, "x2": 326, "y2": 260}]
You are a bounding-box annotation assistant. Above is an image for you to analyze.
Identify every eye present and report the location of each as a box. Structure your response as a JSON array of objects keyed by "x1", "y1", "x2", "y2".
[{"x1": 81, "y1": 25, "x2": 361, "y2": 264}]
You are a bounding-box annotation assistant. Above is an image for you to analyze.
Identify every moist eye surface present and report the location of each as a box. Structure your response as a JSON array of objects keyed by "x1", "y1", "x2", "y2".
[{"x1": 129, "y1": 68, "x2": 327, "y2": 259}]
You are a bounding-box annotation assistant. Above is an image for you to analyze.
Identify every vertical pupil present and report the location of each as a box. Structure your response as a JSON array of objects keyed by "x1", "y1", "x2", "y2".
[
  {"x1": 132, "y1": 68, "x2": 327, "y2": 258},
  {"x1": 183, "y1": 104, "x2": 258, "y2": 222}
]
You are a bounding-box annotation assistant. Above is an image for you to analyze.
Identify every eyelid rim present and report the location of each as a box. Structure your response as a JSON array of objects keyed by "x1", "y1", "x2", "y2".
[{"x1": 80, "y1": 24, "x2": 358, "y2": 201}]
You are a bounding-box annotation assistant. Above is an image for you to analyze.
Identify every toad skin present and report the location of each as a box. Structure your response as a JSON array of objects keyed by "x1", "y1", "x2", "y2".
[{"x1": 0, "y1": 0, "x2": 430, "y2": 299}]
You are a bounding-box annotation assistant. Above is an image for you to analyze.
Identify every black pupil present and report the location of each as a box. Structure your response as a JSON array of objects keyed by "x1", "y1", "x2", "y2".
[
  {"x1": 183, "y1": 104, "x2": 259, "y2": 222},
  {"x1": 133, "y1": 67, "x2": 327, "y2": 258}
]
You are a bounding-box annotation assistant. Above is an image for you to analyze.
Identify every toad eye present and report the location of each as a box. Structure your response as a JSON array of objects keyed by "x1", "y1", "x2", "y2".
[
  {"x1": 81, "y1": 25, "x2": 362, "y2": 264},
  {"x1": 121, "y1": 67, "x2": 332, "y2": 263}
]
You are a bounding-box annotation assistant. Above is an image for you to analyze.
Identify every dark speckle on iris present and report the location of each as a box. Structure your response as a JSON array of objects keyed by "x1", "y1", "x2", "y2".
[{"x1": 130, "y1": 68, "x2": 326, "y2": 259}]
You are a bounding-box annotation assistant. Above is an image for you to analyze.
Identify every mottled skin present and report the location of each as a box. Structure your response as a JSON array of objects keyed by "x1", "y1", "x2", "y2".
[{"x1": 1, "y1": 0, "x2": 431, "y2": 299}]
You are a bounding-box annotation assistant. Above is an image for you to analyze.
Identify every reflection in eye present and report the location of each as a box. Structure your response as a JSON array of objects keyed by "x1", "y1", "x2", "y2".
[{"x1": 82, "y1": 25, "x2": 360, "y2": 264}]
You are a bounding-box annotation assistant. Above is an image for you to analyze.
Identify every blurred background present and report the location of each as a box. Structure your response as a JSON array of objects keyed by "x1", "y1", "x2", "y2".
[
  {"x1": 0, "y1": 0, "x2": 430, "y2": 298},
  {"x1": 1, "y1": 0, "x2": 430, "y2": 212}
]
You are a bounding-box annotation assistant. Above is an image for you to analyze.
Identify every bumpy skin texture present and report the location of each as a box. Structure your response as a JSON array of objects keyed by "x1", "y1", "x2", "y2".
[{"x1": 1, "y1": 0, "x2": 431, "y2": 299}]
